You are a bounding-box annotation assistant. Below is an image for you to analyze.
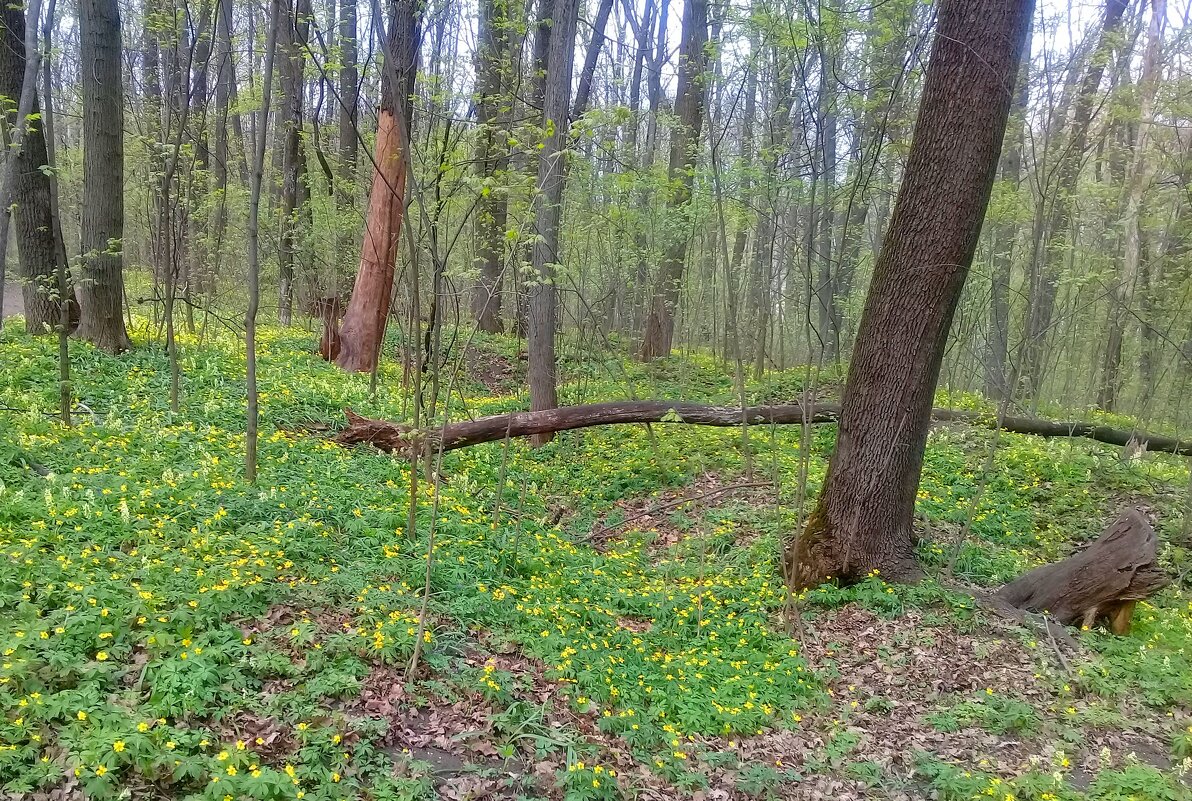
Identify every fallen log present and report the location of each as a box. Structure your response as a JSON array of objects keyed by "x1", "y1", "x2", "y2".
[
  {"x1": 995, "y1": 508, "x2": 1168, "y2": 634},
  {"x1": 334, "y1": 402, "x2": 1192, "y2": 456},
  {"x1": 931, "y1": 409, "x2": 1192, "y2": 455}
]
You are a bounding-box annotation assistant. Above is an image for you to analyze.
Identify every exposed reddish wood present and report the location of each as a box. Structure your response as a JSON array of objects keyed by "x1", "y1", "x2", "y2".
[
  {"x1": 332, "y1": 402, "x2": 1192, "y2": 457},
  {"x1": 334, "y1": 109, "x2": 408, "y2": 372},
  {"x1": 996, "y1": 508, "x2": 1167, "y2": 634}
]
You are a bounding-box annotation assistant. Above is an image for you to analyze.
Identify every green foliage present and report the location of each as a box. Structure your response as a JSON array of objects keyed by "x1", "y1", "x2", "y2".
[
  {"x1": 1, "y1": 324, "x2": 1190, "y2": 798},
  {"x1": 926, "y1": 692, "x2": 1041, "y2": 736}
]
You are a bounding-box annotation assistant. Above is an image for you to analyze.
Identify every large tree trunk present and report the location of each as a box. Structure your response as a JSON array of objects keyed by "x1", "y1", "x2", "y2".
[
  {"x1": 639, "y1": 0, "x2": 708, "y2": 360},
  {"x1": 471, "y1": 0, "x2": 512, "y2": 333},
  {"x1": 786, "y1": 0, "x2": 1033, "y2": 589},
  {"x1": 0, "y1": 2, "x2": 61, "y2": 334},
  {"x1": 526, "y1": 0, "x2": 580, "y2": 445},
  {"x1": 75, "y1": 0, "x2": 131, "y2": 353},
  {"x1": 333, "y1": 0, "x2": 418, "y2": 373}
]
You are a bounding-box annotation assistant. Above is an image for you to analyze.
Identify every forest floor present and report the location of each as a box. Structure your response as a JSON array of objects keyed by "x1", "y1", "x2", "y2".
[{"x1": 0, "y1": 320, "x2": 1190, "y2": 801}]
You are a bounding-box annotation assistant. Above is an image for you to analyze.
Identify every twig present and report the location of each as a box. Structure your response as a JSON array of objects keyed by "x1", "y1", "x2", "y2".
[{"x1": 1042, "y1": 614, "x2": 1075, "y2": 677}]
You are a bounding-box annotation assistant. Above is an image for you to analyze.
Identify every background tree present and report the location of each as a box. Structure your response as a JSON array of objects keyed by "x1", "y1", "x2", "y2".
[
  {"x1": 0, "y1": 0, "x2": 62, "y2": 334},
  {"x1": 526, "y1": 0, "x2": 580, "y2": 442},
  {"x1": 639, "y1": 0, "x2": 708, "y2": 360},
  {"x1": 470, "y1": 0, "x2": 512, "y2": 334},
  {"x1": 75, "y1": 0, "x2": 131, "y2": 352}
]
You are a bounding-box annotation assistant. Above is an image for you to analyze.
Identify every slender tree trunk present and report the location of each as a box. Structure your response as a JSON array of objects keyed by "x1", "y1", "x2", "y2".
[
  {"x1": 639, "y1": 0, "x2": 708, "y2": 360},
  {"x1": 814, "y1": 9, "x2": 841, "y2": 362},
  {"x1": 278, "y1": 0, "x2": 311, "y2": 325},
  {"x1": 247, "y1": 0, "x2": 280, "y2": 481},
  {"x1": 471, "y1": 0, "x2": 511, "y2": 333},
  {"x1": 985, "y1": 40, "x2": 1030, "y2": 401},
  {"x1": 0, "y1": 0, "x2": 42, "y2": 331},
  {"x1": 570, "y1": 0, "x2": 614, "y2": 122},
  {"x1": 1019, "y1": 0, "x2": 1127, "y2": 396},
  {"x1": 627, "y1": 0, "x2": 664, "y2": 334},
  {"x1": 336, "y1": 0, "x2": 358, "y2": 291},
  {"x1": 623, "y1": 0, "x2": 653, "y2": 156},
  {"x1": 1098, "y1": 0, "x2": 1164, "y2": 410},
  {"x1": 75, "y1": 0, "x2": 131, "y2": 353},
  {"x1": 836, "y1": 0, "x2": 913, "y2": 358},
  {"x1": 787, "y1": 0, "x2": 1033, "y2": 589},
  {"x1": 526, "y1": 0, "x2": 580, "y2": 444},
  {"x1": 42, "y1": 0, "x2": 72, "y2": 420},
  {"x1": 748, "y1": 48, "x2": 794, "y2": 377},
  {"x1": 187, "y1": 0, "x2": 214, "y2": 313}
]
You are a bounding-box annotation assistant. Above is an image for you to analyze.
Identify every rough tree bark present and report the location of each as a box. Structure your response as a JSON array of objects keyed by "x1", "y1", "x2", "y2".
[
  {"x1": 785, "y1": 0, "x2": 1034, "y2": 589},
  {"x1": 75, "y1": 0, "x2": 131, "y2": 353},
  {"x1": 0, "y1": 0, "x2": 62, "y2": 334},
  {"x1": 333, "y1": 0, "x2": 418, "y2": 373},
  {"x1": 639, "y1": 0, "x2": 708, "y2": 360},
  {"x1": 526, "y1": 0, "x2": 580, "y2": 445}
]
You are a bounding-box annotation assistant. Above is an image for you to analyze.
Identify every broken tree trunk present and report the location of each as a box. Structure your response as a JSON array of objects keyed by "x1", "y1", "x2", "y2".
[
  {"x1": 333, "y1": 402, "x2": 1192, "y2": 457},
  {"x1": 996, "y1": 508, "x2": 1167, "y2": 634}
]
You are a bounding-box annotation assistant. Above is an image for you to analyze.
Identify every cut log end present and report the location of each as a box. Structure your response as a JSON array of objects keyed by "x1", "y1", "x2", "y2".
[{"x1": 995, "y1": 508, "x2": 1168, "y2": 634}]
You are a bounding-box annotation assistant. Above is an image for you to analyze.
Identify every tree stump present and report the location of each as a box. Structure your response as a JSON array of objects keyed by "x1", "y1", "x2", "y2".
[{"x1": 996, "y1": 508, "x2": 1167, "y2": 634}]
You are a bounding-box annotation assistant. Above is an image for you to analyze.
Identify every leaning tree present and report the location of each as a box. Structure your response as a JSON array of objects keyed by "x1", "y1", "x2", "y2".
[{"x1": 785, "y1": 0, "x2": 1035, "y2": 589}]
